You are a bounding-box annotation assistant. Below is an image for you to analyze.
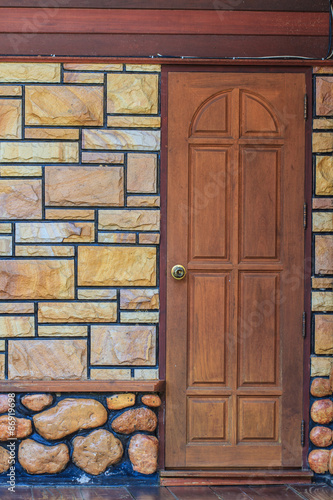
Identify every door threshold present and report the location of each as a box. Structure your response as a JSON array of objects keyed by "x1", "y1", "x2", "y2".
[{"x1": 160, "y1": 469, "x2": 313, "y2": 486}]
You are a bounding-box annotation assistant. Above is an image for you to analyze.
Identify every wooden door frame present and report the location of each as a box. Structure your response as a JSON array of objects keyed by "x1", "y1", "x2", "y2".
[{"x1": 159, "y1": 65, "x2": 312, "y2": 473}]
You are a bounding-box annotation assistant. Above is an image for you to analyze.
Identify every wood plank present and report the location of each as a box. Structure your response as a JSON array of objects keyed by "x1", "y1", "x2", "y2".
[
  {"x1": 0, "y1": 380, "x2": 164, "y2": 392},
  {"x1": 0, "y1": 488, "x2": 32, "y2": 500},
  {"x1": 0, "y1": 9, "x2": 327, "y2": 36},
  {"x1": 80, "y1": 488, "x2": 133, "y2": 500},
  {"x1": 127, "y1": 486, "x2": 176, "y2": 500},
  {"x1": 168, "y1": 487, "x2": 220, "y2": 500},
  {"x1": 248, "y1": 486, "x2": 308, "y2": 499},
  {"x1": 211, "y1": 486, "x2": 254, "y2": 499},
  {"x1": 291, "y1": 485, "x2": 333, "y2": 500},
  {"x1": 0, "y1": 1, "x2": 328, "y2": 11},
  {"x1": 32, "y1": 488, "x2": 84, "y2": 500}
]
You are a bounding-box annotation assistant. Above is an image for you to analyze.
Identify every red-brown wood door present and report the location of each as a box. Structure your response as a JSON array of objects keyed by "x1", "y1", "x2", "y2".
[{"x1": 165, "y1": 72, "x2": 305, "y2": 469}]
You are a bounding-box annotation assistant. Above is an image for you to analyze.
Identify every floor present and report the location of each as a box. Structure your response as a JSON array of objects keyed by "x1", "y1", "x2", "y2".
[{"x1": 0, "y1": 484, "x2": 332, "y2": 500}]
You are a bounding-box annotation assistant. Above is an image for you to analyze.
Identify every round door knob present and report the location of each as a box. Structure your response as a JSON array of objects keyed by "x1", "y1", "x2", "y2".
[{"x1": 171, "y1": 265, "x2": 186, "y2": 280}]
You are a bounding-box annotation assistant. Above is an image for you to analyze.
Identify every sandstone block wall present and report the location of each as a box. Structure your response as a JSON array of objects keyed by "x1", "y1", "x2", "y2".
[{"x1": 0, "y1": 62, "x2": 161, "y2": 381}]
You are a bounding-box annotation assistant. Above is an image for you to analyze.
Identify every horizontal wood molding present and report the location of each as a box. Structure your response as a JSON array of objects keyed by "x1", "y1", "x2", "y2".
[
  {"x1": 0, "y1": 380, "x2": 165, "y2": 393},
  {"x1": 0, "y1": 9, "x2": 328, "y2": 36},
  {"x1": 0, "y1": 1, "x2": 328, "y2": 11}
]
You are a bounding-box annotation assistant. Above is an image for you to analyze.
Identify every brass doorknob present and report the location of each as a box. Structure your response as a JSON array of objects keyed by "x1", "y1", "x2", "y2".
[{"x1": 171, "y1": 265, "x2": 186, "y2": 280}]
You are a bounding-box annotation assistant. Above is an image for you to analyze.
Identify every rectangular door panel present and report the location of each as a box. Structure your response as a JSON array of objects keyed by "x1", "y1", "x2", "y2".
[
  {"x1": 238, "y1": 397, "x2": 280, "y2": 443},
  {"x1": 187, "y1": 396, "x2": 230, "y2": 443}
]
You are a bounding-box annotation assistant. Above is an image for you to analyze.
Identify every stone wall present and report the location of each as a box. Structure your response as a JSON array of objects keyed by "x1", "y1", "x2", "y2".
[{"x1": 308, "y1": 67, "x2": 333, "y2": 481}]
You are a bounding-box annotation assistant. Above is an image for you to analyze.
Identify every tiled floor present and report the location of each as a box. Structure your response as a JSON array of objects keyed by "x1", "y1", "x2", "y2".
[{"x1": 0, "y1": 484, "x2": 332, "y2": 500}]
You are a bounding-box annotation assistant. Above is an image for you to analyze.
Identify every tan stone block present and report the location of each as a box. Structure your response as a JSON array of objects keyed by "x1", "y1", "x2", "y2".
[
  {"x1": 82, "y1": 152, "x2": 124, "y2": 164},
  {"x1": 311, "y1": 357, "x2": 332, "y2": 376},
  {"x1": 127, "y1": 153, "x2": 157, "y2": 194},
  {"x1": 120, "y1": 289, "x2": 159, "y2": 310},
  {"x1": 0, "y1": 99, "x2": 21, "y2": 139},
  {"x1": 38, "y1": 325, "x2": 87, "y2": 337},
  {"x1": 313, "y1": 133, "x2": 333, "y2": 153},
  {"x1": 314, "y1": 67, "x2": 333, "y2": 73},
  {"x1": 0, "y1": 355, "x2": 4, "y2": 379},
  {"x1": 25, "y1": 86, "x2": 103, "y2": 126},
  {"x1": 112, "y1": 408, "x2": 157, "y2": 434},
  {"x1": 63, "y1": 63, "x2": 123, "y2": 71},
  {"x1": 120, "y1": 312, "x2": 159, "y2": 323},
  {"x1": 316, "y1": 156, "x2": 333, "y2": 195},
  {"x1": 0, "y1": 236, "x2": 11, "y2": 256},
  {"x1": 91, "y1": 325, "x2": 156, "y2": 366},
  {"x1": 316, "y1": 77, "x2": 333, "y2": 115},
  {"x1": 107, "y1": 116, "x2": 161, "y2": 128},
  {"x1": 21, "y1": 394, "x2": 53, "y2": 412},
  {"x1": 24, "y1": 128, "x2": 79, "y2": 140},
  {"x1": 0, "y1": 166, "x2": 42, "y2": 177},
  {"x1": 0, "y1": 303, "x2": 34, "y2": 314},
  {"x1": 63, "y1": 72, "x2": 104, "y2": 84},
  {"x1": 312, "y1": 278, "x2": 333, "y2": 289},
  {"x1": 129, "y1": 434, "x2": 158, "y2": 475},
  {"x1": 78, "y1": 246, "x2": 156, "y2": 287},
  {"x1": 134, "y1": 368, "x2": 159, "y2": 380},
  {"x1": 125, "y1": 64, "x2": 161, "y2": 72},
  {"x1": 0, "y1": 260, "x2": 74, "y2": 300},
  {"x1": 312, "y1": 292, "x2": 333, "y2": 311},
  {"x1": 139, "y1": 233, "x2": 160, "y2": 245},
  {"x1": 8, "y1": 339, "x2": 87, "y2": 380},
  {"x1": 313, "y1": 118, "x2": 333, "y2": 129},
  {"x1": 315, "y1": 315, "x2": 333, "y2": 354},
  {"x1": 38, "y1": 302, "x2": 117, "y2": 323},
  {"x1": 313, "y1": 198, "x2": 333, "y2": 209},
  {"x1": 315, "y1": 235, "x2": 333, "y2": 274},
  {"x1": 98, "y1": 232, "x2": 136, "y2": 244},
  {"x1": 45, "y1": 209, "x2": 95, "y2": 220},
  {"x1": 142, "y1": 395, "x2": 161, "y2": 407},
  {"x1": 0, "y1": 63, "x2": 61, "y2": 83},
  {"x1": 0, "y1": 179, "x2": 41, "y2": 219},
  {"x1": 16, "y1": 222, "x2": 95, "y2": 243},
  {"x1": 107, "y1": 74, "x2": 158, "y2": 114},
  {"x1": 0, "y1": 86, "x2": 21, "y2": 96},
  {"x1": 18, "y1": 439, "x2": 69, "y2": 475},
  {"x1": 0, "y1": 223, "x2": 11, "y2": 233},
  {"x1": 15, "y1": 245, "x2": 75, "y2": 257},
  {"x1": 0, "y1": 415, "x2": 32, "y2": 440},
  {"x1": 99, "y1": 210, "x2": 159, "y2": 231},
  {"x1": 107, "y1": 394, "x2": 135, "y2": 410},
  {"x1": 127, "y1": 196, "x2": 160, "y2": 207},
  {"x1": 77, "y1": 289, "x2": 117, "y2": 300},
  {"x1": 90, "y1": 369, "x2": 131, "y2": 380},
  {"x1": 313, "y1": 213, "x2": 333, "y2": 232},
  {"x1": 311, "y1": 378, "x2": 332, "y2": 397},
  {"x1": 82, "y1": 129, "x2": 160, "y2": 151},
  {"x1": 0, "y1": 317, "x2": 34, "y2": 337},
  {"x1": 0, "y1": 142, "x2": 78, "y2": 163},
  {"x1": 0, "y1": 341, "x2": 5, "y2": 351},
  {"x1": 45, "y1": 166, "x2": 124, "y2": 207}
]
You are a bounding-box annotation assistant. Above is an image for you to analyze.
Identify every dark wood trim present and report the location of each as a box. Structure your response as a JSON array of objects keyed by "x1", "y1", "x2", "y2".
[
  {"x1": 0, "y1": 9, "x2": 328, "y2": 36},
  {"x1": 0, "y1": 380, "x2": 165, "y2": 393},
  {"x1": 0, "y1": 1, "x2": 328, "y2": 11}
]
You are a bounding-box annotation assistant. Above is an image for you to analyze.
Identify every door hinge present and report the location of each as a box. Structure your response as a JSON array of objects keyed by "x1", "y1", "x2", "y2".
[
  {"x1": 304, "y1": 94, "x2": 308, "y2": 121},
  {"x1": 302, "y1": 311, "x2": 306, "y2": 339},
  {"x1": 303, "y1": 202, "x2": 307, "y2": 229},
  {"x1": 301, "y1": 420, "x2": 305, "y2": 447}
]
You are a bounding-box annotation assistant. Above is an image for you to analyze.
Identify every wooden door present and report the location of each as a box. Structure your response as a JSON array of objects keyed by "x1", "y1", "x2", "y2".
[{"x1": 165, "y1": 72, "x2": 305, "y2": 469}]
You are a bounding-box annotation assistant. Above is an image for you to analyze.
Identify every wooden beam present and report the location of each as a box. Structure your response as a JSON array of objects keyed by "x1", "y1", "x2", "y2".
[
  {"x1": 0, "y1": 9, "x2": 328, "y2": 36},
  {"x1": 0, "y1": 380, "x2": 165, "y2": 392}
]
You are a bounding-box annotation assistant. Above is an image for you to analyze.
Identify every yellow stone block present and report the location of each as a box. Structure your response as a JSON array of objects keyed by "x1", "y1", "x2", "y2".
[
  {"x1": 26, "y1": 86, "x2": 103, "y2": 127},
  {"x1": 315, "y1": 235, "x2": 333, "y2": 274},
  {"x1": 16, "y1": 222, "x2": 95, "y2": 243},
  {"x1": 120, "y1": 289, "x2": 159, "y2": 310},
  {"x1": 315, "y1": 315, "x2": 333, "y2": 355},
  {"x1": 0, "y1": 341, "x2": 5, "y2": 351},
  {"x1": 0, "y1": 63, "x2": 61, "y2": 83},
  {"x1": 0, "y1": 142, "x2": 78, "y2": 163},
  {"x1": 0, "y1": 317, "x2": 34, "y2": 337},
  {"x1": 24, "y1": 128, "x2": 80, "y2": 140},
  {"x1": 0, "y1": 179, "x2": 42, "y2": 219},
  {"x1": 98, "y1": 232, "x2": 136, "y2": 244},
  {"x1": 0, "y1": 354, "x2": 4, "y2": 379},
  {"x1": 107, "y1": 394, "x2": 135, "y2": 410},
  {"x1": 0, "y1": 86, "x2": 22, "y2": 96},
  {"x1": 0, "y1": 260, "x2": 74, "y2": 300},
  {"x1": 316, "y1": 156, "x2": 333, "y2": 195},
  {"x1": 312, "y1": 291, "x2": 333, "y2": 311},
  {"x1": 0, "y1": 236, "x2": 12, "y2": 256},
  {"x1": 127, "y1": 153, "x2": 157, "y2": 193},
  {"x1": 77, "y1": 289, "x2": 117, "y2": 300},
  {"x1": 314, "y1": 67, "x2": 333, "y2": 73},
  {"x1": 78, "y1": 246, "x2": 156, "y2": 287},
  {"x1": 63, "y1": 72, "x2": 104, "y2": 84},
  {"x1": 311, "y1": 357, "x2": 332, "y2": 376},
  {"x1": 313, "y1": 133, "x2": 333, "y2": 153},
  {"x1": 312, "y1": 278, "x2": 333, "y2": 289},
  {"x1": 0, "y1": 99, "x2": 21, "y2": 139},
  {"x1": 90, "y1": 369, "x2": 131, "y2": 381},
  {"x1": 38, "y1": 326, "x2": 88, "y2": 337},
  {"x1": 0, "y1": 166, "x2": 42, "y2": 177},
  {"x1": 125, "y1": 64, "x2": 161, "y2": 72},
  {"x1": 134, "y1": 369, "x2": 159, "y2": 380},
  {"x1": 45, "y1": 209, "x2": 95, "y2": 220},
  {"x1": 313, "y1": 118, "x2": 333, "y2": 129},
  {"x1": 107, "y1": 116, "x2": 161, "y2": 128},
  {"x1": 82, "y1": 129, "x2": 160, "y2": 151},
  {"x1": 99, "y1": 209, "x2": 160, "y2": 231},
  {"x1": 45, "y1": 166, "x2": 124, "y2": 207},
  {"x1": 313, "y1": 212, "x2": 333, "y2": 232},
  {"x1": 120, "y1": 312, "x2": 159, "y2": 323},
  {"x1": 15, "y1": 245, "x2": 75, "y2": 257},
  {"x1": 139, "y1": 233, "x2": 160, "y2": 245},
  {"x1": 0, "y1": 223, "x2": 11, "y2": 233},
  {"x1": 38, "y1": 302, "x2": 117, "y2": 323},
  {"x1": 127, "y1": 196, "x2": 160, "y2": 207},
  {"x1": 107, "y1": 74, "x2": 158, "y2": 114},
  {"x1": 82, "y1": 152, "x2": 124, "y2": 164},
  {"x1": 0, "y1": 303, "x2": 34, "y2": 314},
  {"x1": 63, "y1": 63, "x2": 123, "y2": 72}
]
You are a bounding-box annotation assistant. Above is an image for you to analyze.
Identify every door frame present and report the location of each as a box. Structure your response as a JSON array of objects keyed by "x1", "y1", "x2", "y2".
[{"x1": 159, "y1": 65, "x2": 313, "y2": 472}]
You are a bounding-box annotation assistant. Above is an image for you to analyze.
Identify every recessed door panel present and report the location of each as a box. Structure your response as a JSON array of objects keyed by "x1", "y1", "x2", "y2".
[
  {"x1": 187, "y1": 397, "x2": 230, "y2": 443},
  {"x1": 238, "y1": 397, "x2": 279, "y2": 442}
]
